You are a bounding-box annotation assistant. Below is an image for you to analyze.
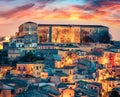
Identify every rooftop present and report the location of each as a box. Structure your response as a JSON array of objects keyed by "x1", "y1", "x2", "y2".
[
  {"x1": 17, "y1": 61, "x2": 44, "y2": 64},
  {"x1": 40, "y1": 85, "x2": 60, "y2": 96},
  {"x1": 106, "y1": 77, "x2": 120, "y2": 81},
  {"x1": 57, "y1": 83, "x2": 68, "y2": 88},
  {"x1": 112, "y1": 87, "x2": 120, "y2": 91},
  {"x1": 104, "y1": 49, "x2": 119, "y2": 53},
  {"x1": 0, "y1": 79, "x2": 28, "y2": 88},
  {"x1": 62, "y1": 66, "x2": 76, "y2": 69},
  {"x1": 53, "y1": 54, "x2": 61, "y2": 61},
  {"x1": 54, "y1": 71, "x2": 69, "y2": 77},
  {"x1": 87, "y1": 51, "x2": 103, "y2": 57},
  {"x1": 89, "y1": 82, "x2": 102, "y2": 87},
  {"x1": 16, "y1": 90, "x2": 45, "y2": 97},
  {"x1": 0, "y1": 82, "x2": 14, "y2": 90},
  {"x1": 38, "y1": 43, "x2": 55, "y2": 46},
  {"x1": 38, "y1": 24, "x2": 108, "y2": 28}
]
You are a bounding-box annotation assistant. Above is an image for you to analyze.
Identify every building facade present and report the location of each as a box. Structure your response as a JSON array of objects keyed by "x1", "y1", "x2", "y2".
[
  {"x1": 16, "y1": 62, "x2": 44, "y2": 77},
  {"x1": 15, "y1": 22, "x2": 38, "y2": 54},
  {"x1": 17, "y1": 21, "x2": 38, "y2": 37},
  {"x1": 16, "y1": 22, "x2": 109, "y2": 44},
  {"x1": 38, "y1": 24, "x2": 109, "y2": 44}
]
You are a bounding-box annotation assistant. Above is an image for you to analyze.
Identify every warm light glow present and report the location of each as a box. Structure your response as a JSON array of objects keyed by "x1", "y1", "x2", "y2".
[
  {"x1": 0, "y1": 44, "x2": 3, "y2": 50},
  {"x1": 0, "y1": 73, "x2": 3, "y2": 79},
  {"x1": 66, "y1": 57, "x2": 73, "y2": 65},
  {"x1": 115, "y1": 54, "x2": 120, "y2": 66},
  {"x1": 5, "y1": 36, "x2": 11, "y2": 42},
  {"x1": 103, "y1": 58, "x2": 109, "y2": 64},
  {"x1": 60, "y1": 89, "x2": 74, "y2": 97},
  {"x1": 70, "y1": 14, "x2": 79, "y2": 20},
  {"x1": 69, "y1": 75, "x2": 74, "y2": 82},
  {"x1": 52, "y1": 26, "x2": 80, "y2": 43},
  {"x1": 40, "y1": 72, "x2": 48, "y2": 79},
  {"x1": 55, "y1": 61, "x2": 64, "y2": 68},
  {"x1": 100, "y1": 57, "x2": 109, "y2": 65}
]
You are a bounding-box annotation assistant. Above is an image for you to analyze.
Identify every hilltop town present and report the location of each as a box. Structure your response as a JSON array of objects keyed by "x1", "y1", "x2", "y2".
[{"x1": 0, "y1": 22, "x2": 120, "y2": 97}]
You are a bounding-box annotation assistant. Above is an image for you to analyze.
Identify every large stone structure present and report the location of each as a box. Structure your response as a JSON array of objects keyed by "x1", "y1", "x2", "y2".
[
  {"x1": 38, "y1": 24, "x2": 109, "y2": 43},
  {"x1": 16, "y1": 22, "x2": 109, "y2": 44}
]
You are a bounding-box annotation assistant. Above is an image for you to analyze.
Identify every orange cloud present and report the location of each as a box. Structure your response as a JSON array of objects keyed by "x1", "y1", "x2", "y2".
[{"x1": 0, "y1": 0, "x2": 119, "y2": 25}]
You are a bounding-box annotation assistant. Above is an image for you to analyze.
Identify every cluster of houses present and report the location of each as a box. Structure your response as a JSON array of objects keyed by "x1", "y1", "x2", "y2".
[{"x1": 0, "y1": 22, "x2": 120, "y2": 97}]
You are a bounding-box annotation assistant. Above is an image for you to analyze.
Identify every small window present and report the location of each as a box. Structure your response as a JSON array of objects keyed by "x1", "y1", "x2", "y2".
[
  {"x1": 37, "y1": 72, "x2": 40, "y2": 75},
  {"x1": 18, "y1": 67, "x2": 20, "y2": 70},
  {"x1": 36, "y1": 66, "x2": 39, "y2": 70},
  {"x1": 91, "y1": 87, "x2": 93, "y2": 89},
  {"x1": 19, "y1": 89, "x2": 22, "y2": 93},
  {"x1": 70, "y1": 70, "x2": 72, "y2": 74},
  {"x1": 75, "y1": 75, "x2": 78, "y2": 79},
  {"x1": 65, "y1": 79, "x2": 68, "y2": 82},
  {"x1": 23, "y1": 67, "x2": 26, "y2": 71}
]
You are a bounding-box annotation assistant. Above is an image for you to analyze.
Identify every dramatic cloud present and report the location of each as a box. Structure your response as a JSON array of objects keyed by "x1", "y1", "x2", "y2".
[
  {"x1": 0, "y1": 0, "x2": 119, "y2": 40},
  {"x1": 0, "y1": 0, "x2": 119, "y2": 23},
  {"x1": 0, "y1": 0, "x2": 15, "y2": 1},
  {"x1": 0, "y1": 3, "x2": 35, "y2": 18},
  {"x1": 35, "y1": 0, "x2": 55, "y2": 3}
]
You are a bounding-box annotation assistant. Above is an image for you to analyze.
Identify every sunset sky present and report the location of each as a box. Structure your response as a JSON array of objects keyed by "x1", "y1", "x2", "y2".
[{"x1": 0, "y1": 0, "x2": 120, "y2": 40}]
